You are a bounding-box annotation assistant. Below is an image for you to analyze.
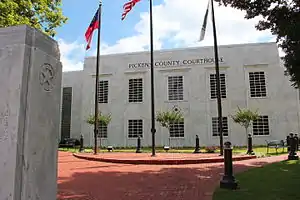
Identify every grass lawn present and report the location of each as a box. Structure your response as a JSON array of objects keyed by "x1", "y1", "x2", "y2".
[
  {"x1": 213, "y1": 159, "x2": 300, "y2": 200},
  {"x1": 59, "y1": 146, "x2": 288, "y2": 157}
]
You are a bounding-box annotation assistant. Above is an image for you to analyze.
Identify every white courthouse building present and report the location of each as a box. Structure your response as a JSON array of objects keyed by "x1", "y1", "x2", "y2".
[{"x1": 60, "y1": 42, "x2": 300, "y2": 147}]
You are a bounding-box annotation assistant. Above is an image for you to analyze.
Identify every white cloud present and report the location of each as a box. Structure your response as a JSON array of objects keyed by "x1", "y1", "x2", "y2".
[
  {"x1": 57, "y1": 38, "x2": 85, "y2": 71},
  {"x1": 100, "y1": 0, "x2": 274, "y2": 54},
  {"x1": 60, "y1": 0, "x2": 284, "y2": 71}
]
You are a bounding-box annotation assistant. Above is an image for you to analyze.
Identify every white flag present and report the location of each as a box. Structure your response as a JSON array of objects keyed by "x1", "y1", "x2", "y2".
[{"x1": 199, "y1": 0, "x2": 210, "y2": 42}]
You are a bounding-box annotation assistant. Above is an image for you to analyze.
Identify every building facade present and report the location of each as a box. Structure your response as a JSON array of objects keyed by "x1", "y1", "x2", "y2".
[{"x1": 60, "y1": 42, "x2": 300, "y2": 147}]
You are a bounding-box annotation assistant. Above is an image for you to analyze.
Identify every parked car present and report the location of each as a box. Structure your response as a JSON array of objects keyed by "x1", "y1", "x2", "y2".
[{"x1": 59, "y1": 138, "x2": 80, "y2": 148}]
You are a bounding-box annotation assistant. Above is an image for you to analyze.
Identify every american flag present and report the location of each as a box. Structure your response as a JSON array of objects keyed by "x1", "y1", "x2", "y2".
[{"x1": 121, "y1": 0, "x2": 141, "y2": 20}]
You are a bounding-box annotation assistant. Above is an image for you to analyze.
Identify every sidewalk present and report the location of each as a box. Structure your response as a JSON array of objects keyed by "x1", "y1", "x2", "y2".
[{"x1": 57, "y1": 152, "x2": 288, "y2": 200}]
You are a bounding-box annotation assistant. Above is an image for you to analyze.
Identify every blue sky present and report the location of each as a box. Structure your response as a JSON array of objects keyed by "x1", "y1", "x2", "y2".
[
  {"x1": 55, "y1": 0, "x2": 278, "y2": 71},
  {"x1": 55, "y1": 0, "x2": 163, "y2": 55}
]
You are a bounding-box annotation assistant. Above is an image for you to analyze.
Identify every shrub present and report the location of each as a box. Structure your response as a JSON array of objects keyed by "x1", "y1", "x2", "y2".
[{"x1": 205, "y1": 146, "x2": 218, "y2": 153}]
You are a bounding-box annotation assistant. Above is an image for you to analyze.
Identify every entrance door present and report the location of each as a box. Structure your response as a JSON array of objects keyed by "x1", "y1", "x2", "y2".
[{"x1": 60, "y1": 87, "x2": 72, "y2": 141}]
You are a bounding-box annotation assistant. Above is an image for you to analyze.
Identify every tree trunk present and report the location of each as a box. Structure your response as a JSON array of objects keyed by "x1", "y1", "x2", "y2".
[{"x1": 245, "y1": 127, "x2": 249, "y2": 147}]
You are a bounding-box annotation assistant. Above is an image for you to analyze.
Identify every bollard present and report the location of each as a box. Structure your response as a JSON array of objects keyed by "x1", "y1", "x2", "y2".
[
  {"x1": 220, "y1": 141, "x2": 238, "y2": 190},
  {"x1": 79, "y1": 135, "x2": 84, "y2": 152},
  {"x1": 289, "y1": 133, "x2": 294, "y2": 152},
  {"x1": 287, "y1": 135, "x2": 290, "y2": 152},
  {"x1": 288, "y1": 136, "x2": 299, "y2": 160},
  {"x1": 193, "y1": 135, "x2": 201, "y2": 153},
  {"x1": 290, "y1": 133, "x2": 294, "y2": 142},
  {"x1": 136, "y1": 136, "x2": 142, "y2": 153},
  {"x1": 295, "y1": 134, "x2": 299, "y2": 151},
  {"x1": 246, "y1": 134, "x2": 254, "y2": 155}
]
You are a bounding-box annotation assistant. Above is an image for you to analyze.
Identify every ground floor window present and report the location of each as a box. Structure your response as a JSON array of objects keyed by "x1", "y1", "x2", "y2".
[
  {"x1": 212, "y1": 117, "x2": 229, "y2": 136},
  {"x1": 128, "y1": 119, "x2": 143, "y2": 138},
  {"x1": 253, "y1": 116, "x2": 269, "y2": 136},
  {"x1": 169, "y1": 121, "x2": 184, "y2": 138},
  {"x1": 98, "y1": 122, "x2": 108, "y2": 138}
]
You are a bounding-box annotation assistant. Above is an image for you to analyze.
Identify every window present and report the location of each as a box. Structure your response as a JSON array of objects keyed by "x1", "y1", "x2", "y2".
[
  {"x1": 98, "y1": 80, "x2": 108, "y2": 103},
  {"x1": 98, "y1": 122, "x2": 108, "y2": 138},
  {"x1": 212, "y1": 117, "x2": 228, "y2": 136},
  {"x1": 168, "y1": 76, "x2": 184, "y2": 101},
  {"x1": 253, "y1": 116, "x2": 269, "y2": 136},
  {"x1": 128, "y1": 119, "x2": 143, "y2": 138},
  {"x1": 170, "y1": 121, "x2": 184, "y2": 138},
  {"x1": 129, "y1": 78, "x2": 143, "y2": 102},
  {"x1": 210, "y1": 73, "x2": 226, "y2": 99},
  {"x1": 249, "y1": 72, "x2": 267, "y2": 97}
]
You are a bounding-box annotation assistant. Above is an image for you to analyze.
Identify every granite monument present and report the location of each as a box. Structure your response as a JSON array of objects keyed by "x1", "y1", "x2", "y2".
[{"x1": 0, "y1": 25, "x2": 62, "y2": 200}]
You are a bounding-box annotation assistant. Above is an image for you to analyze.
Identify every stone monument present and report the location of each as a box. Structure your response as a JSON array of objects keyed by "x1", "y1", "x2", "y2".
[{"x1": 0, "y1": 25, "x2": 62, "y2": 200}]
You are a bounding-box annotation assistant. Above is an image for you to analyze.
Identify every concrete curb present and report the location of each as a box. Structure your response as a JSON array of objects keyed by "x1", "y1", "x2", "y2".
[{"x1": 72, "y1": 153, "x2": 257, "y2": 165}]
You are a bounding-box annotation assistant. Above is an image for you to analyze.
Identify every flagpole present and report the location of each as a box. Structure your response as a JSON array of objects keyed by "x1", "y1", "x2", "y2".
[
  {"x1": 211, "y1": 0, "x2": 224, "y2": 156},
  {"x1": 93, "y1": 0, "x2": 102, "y2": 155},
  {"x1": 149, "y1": 0, "x2": 156, "y2": 156}
]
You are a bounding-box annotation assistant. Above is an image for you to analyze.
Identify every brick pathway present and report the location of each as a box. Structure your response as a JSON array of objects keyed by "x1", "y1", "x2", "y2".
[{"x1": 57, "y1": 152, "x2": 288, "y2": 200}]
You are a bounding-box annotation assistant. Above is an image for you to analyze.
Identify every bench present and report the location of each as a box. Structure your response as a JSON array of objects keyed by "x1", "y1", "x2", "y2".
[
  {"x1": 266, "y1": 140, "x2": 285, "y2": 154},
  {"x1": 107, "y1": 145, "x2": 113, "y2": 152}
]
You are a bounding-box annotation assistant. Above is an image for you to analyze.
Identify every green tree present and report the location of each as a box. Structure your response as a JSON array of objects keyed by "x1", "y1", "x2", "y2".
[
  {"x1": 231, "y1": 107, "x2": 259, "y2": 144},
  {"x1": 0, "y1": 0, "x2": 68, "y2": 37},
  {"x1": 156, "y1": 108, "x2": 184, "y2": 146},
  {"x1": 215, "y1": 0, "x2": 300, "y2": 88},
  {"x1": 86, "y1": 112, "x2": 112, "y2": 127},
  {"x1": 86, "y1": 112, "x2": 111, "y2": 150}
]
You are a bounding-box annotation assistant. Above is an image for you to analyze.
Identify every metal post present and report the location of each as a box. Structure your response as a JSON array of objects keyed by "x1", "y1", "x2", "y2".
[
  {"x1": 288, "y1": 136, "x2": 299, "y2": 160},
  {"x1": 194, "y1": 135, "x2": 201, "y2": 153},
  {"x1": 211, "y1": 0, "x2": 223, "y2": 156},
  {"x1": 79, "y1": 135, "x2": 84, "y2": 152},
  {"x1": 93, "y1": 1, "x2": 102, "y2": 155},
  {"x1": 220, "y1": 141, "x2": 238, "y2": 189},
  {"x1": 149, "y1": 0, "x2": 156, "y2": 156},
  {"x1": 287, "y1": 135, "x2": 291, "y2": 152},
  {"x1": 247, "y1": 134, "x2": 254, "y2": 155},
  {"x1": 295, "y1": 134, "x2": 299, "y2": 151},
  {"x1": 136, "y1": 136, "x2": 142, "y2": 153}
]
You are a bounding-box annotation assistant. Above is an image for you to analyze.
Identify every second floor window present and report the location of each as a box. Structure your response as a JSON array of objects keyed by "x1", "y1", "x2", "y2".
[
  {"x1": 129, "y1": 78, "x2": 143, "y2": 102},
  {"x1": 98, "y1": 80, "x2": 108, "y2": 103},
  {"x1": 168, "y1": 76, "x2": 184, "y2": 101},
  {"x1": 249, "y1": 71, "x2": 267, "y2": 97},
  {"x1": 210, "y1": 73, "x2": 226, "y2": 99}
]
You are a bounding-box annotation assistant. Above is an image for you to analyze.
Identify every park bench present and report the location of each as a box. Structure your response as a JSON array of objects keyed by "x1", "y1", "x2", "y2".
[{"x1": 265, "y1": 140, "x2": 285, "y2": 154}]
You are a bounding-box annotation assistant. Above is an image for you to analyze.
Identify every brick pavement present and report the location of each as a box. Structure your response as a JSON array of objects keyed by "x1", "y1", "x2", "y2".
[{"x1": 57, "y1": 152, "x2": 288, "y2": 200}]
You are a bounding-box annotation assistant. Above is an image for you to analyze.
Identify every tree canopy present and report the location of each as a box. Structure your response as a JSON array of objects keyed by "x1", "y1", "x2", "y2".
[
  {"x1": 86, "y1": 112, "x2": 112, "y2": 126},
  {"x1": 231, "y1": 107, "x2": 259, "y2": 130},
  {"x1": 156, "y1": 109, "x2": 184, "y2": 130},
  {"x1": 231, "y1": 107, "x2": 259, "y2": 146},
  {"x1": 215, "y1": 0, "x2": 300, "y2": 88},
  {"x1": 0, "y1": 0, "x2": 68, "y2": 37}
]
